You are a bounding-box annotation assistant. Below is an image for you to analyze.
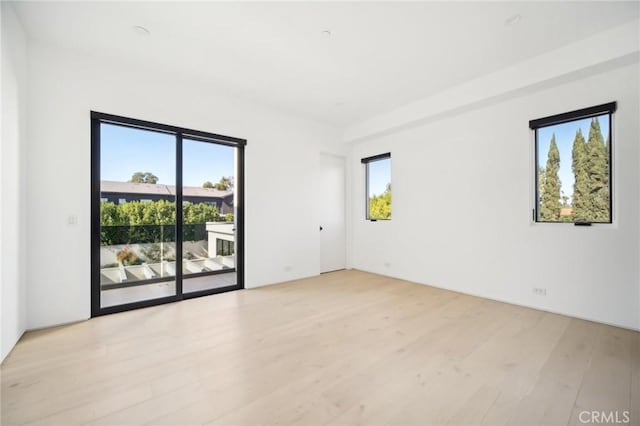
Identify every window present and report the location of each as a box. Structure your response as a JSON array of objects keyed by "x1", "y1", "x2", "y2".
[
  {"x1": 216, "y1": 239, "x2": 234, "y2": 256},
  {"x1": 530, "y1": 102, "x2": 615, "y2": 224},
  {"x1": 362, "y1": 153, "x2": 391, "y2": 220}
]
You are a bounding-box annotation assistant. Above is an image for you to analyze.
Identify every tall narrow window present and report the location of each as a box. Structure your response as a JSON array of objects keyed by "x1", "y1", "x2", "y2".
[
  {"x1": 362, "y1": 153, "x2": 391, "y2": 220},
  {"x1": 530, "y1": 102, "x2": 615, "y2": 224}
]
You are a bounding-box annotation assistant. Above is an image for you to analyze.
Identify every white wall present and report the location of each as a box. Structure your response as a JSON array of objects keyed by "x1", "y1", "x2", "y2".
[
  {"x1": 25, "y1": 41, "x2": 344, "y2": 329},
  {"x1": 351, "y1": 62, "x2": 640, "y2": 330},
  {"x1": 1, "y1": 3, "x2": 28, "y2": 362},
  {"x1": 344, "y1": 20, "x2": 639, "y2": 143}
]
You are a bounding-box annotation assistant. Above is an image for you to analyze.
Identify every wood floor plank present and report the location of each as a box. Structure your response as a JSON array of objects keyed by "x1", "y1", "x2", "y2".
[
  {"x1": 504, "y1": 318, "x2": 598, "y2": 426},
  {"x1": 567, "y1": 324, "x2": 635, "y2": 426},
  {"x1": 631, "y1": 331, "x2": 640, "y2": 426},
  {"x1": 1, "y1": 270, "x2": 637, "y2": 426}
]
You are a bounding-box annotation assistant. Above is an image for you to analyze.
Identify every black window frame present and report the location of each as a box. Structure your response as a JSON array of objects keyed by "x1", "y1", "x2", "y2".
[
  {"x1": 361, "y1": 152, "x2": 391, "y2": 221},
  {"x1": 91, "y1": 111, "x2": 246, "y2": 317},
  {"x1": 530, "y1": 102, "x2": 616, "y2": 225},
  {"x1": 216, "y1": 239, "x2": 234, "y2": 256}
]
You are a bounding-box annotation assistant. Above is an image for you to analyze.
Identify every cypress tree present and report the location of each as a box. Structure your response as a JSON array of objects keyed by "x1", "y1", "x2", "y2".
[
  {"x1": 603, "y1": 133, "x2": 610, "y2": 220},
  {"x1": 571, "y1": 129, "x2": 589, "y2": 221},
  {"x1": 586, "y1": 118, "x2": 609, "y2": 221},
  {"x1": 540, "y1": 134, "x2": 561, "y2": 221},
  {"x1": 538, "y1": 166, "x2": 546, "y2": 204}
]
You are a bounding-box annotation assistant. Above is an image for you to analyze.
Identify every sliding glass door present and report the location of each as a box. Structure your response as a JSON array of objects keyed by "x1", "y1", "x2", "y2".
[
  {"x1": 97, "y1": 123, "x2": 178, "y2": 309},
  {"x1": 181, "y1": 139, "x2": 239, "y2": 294},
  {"x1": 91, "y1": 112, "x2": 245, "y2": 316}
]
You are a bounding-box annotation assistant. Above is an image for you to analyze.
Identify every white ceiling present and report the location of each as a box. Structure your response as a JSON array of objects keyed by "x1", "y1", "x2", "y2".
[{"x1": 12, "y1": 1, "x2": 640, "y2": 126}]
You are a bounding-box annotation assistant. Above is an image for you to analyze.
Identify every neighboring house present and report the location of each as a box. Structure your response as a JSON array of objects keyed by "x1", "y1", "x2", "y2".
[
  {"x1": 206, "y1": 222, "x2": 235, "y2": 257},
  {"x1": 100, "y1": 180, "x2": 234, "y2": 214}
]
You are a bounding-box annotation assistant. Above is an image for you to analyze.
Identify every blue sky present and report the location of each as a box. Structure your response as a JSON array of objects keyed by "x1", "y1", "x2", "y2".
[
  {"x1": 100, "y1": 123, "x2": 235, "y2": 187},
  {"x1": 368, "y1": 158, "x2": 391, "y2": 197},
  {"x1": 537, "y1": 114, "x2": 609, "y2": 201}
]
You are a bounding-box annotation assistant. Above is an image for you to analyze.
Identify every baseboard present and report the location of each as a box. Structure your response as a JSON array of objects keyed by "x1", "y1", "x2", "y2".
[
  {"x1": 1, "y1": 329, "x2": 26, "y2": 365},
  {"x1": 245, "y1": 272, "x2": 321, "y2": 290},
  {"x1": 351, "y1": 268, "x2": 640, "y2": 333}
]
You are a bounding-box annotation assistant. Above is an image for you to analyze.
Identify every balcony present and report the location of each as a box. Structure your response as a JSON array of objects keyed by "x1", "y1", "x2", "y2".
[{"x1": 100, "y1": 222, "x2": 235, "y2": 289}]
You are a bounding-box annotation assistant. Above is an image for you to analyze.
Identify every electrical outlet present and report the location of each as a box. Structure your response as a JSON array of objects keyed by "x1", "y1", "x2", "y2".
[
  {"x1": 284, "y1": 265, "x2": 292, "y2": 272},
  {"x1": 384, "y1": 262, "x2": 391, "y2": 268},
  {"x1": 533, "y1": 287, "x2": 547, "y2": 296},
  {"x1": 67, "y1": 215, "x2": 78, "y2": 225}
]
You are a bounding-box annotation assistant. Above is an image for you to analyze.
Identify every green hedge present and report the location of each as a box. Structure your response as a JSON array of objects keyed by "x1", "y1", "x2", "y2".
[{"x1": 100, "y1": 200, "x2": 231, "y2": 245}]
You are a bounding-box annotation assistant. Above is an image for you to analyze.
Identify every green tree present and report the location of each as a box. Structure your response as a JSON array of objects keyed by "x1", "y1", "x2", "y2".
[
  {"x1": 369, "y1": 183, "x2": 391, "y2": 220},
  {"x1": 603, "y1": 133, "x2": 610, "y2": 219},
  {"x1": 213, "y1": 176, "x2": 232, "y2": 191},
  {"x1": 130, "y1": 172, "x2": 145, "y2": 183},
  {"x1": 586, "y1": 118, "x2": 609, "y2": 221},
  {"x1": 100, "y1": 202, "x2": 124, "y2": 226},
  {"x1": 183, "y1": 202, "x2": 220, "y2": 224},
  {"x1": 537, "y1": 166, "x2": 546, "y2": 204},
  {"x1": 142, "y1": 199, "x2": 175, "y2": 225},
  {"x1": 130, "y1": 172, "x2": 159, "y2": 184},
  {"x1": 540, "y1": 134, "x2": 561, "y2": 221},
  {"x1": 571, "y1": 128, "x2": 589, "y2": 221},
  {"x1": 120, "y1": 201, "x2": 147, "y2": 225},
  {"x1": 202, "y1": 181, "x2": 214, "y2": 188},
  {"x1": 183, "y1": 202, "x2": 220, "y2": 241}
]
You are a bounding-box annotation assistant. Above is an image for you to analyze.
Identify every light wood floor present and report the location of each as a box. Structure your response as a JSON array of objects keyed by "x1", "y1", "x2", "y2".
[{"x1": 1, "y1": 270, "x2": 639, "y2": 426}]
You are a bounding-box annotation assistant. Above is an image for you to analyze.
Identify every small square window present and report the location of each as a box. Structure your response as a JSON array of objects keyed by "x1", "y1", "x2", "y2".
[
  {"x1": 216, "y1": 239, "x2": 234, "y2": 256},
  {"x1": 362, "y1": 153, "x2": 391, "y2": 221}
]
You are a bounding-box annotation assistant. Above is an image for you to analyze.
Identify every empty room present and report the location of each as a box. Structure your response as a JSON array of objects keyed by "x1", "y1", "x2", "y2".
[{"x1": 1, "y1": 1, "x2": 639, "y2": 425}]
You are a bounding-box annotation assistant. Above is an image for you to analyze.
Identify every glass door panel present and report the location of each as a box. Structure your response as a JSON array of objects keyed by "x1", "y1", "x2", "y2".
[
  {"x1": 181, "y1": 138, "x2": 238, "y2": 294},
  {"x1": 99, "y1": 123, "x2": 177, "y2": 308}
]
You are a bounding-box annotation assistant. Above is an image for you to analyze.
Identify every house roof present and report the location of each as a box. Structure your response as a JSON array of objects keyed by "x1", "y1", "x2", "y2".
[
  {"x1": 100, "y1": 181, "x2": 233, "y2": 199},
  {"x1": 183, "y1": 186, "x2": 233, "y2": 198}
]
